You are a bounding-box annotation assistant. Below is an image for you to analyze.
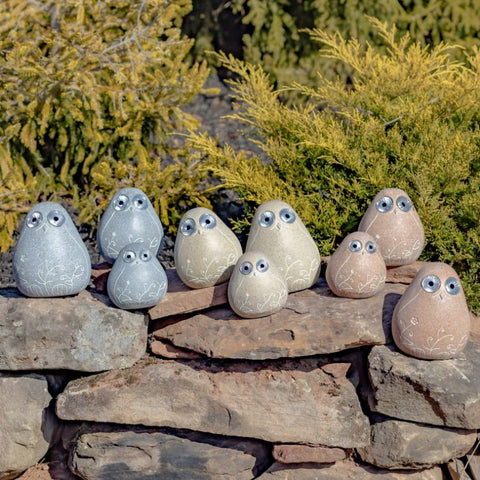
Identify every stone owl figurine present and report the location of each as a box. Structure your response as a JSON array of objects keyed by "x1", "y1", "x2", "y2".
[
  {"x1": 326, "y1": 232, "x2": 386, "y2": 298},
  {"x1": 392, "y1": 263, "x2": 470, "y2": 360},
  {"x1": 228, "y1": 251, "x2": 288, "y2": 318},
  {"x1": 358, "y1": 188, "x2": 424, "y2": 266},
  {"x1": 174, "y1": 207, "x2": 242, "y2": 289},
  {"x1": 246, "y1": 200, "x2": 320, "y2": 292},
  {"x1": 97, "y1": 187, "x2": 164, "y2": 263},
  {"x1": 107, "y1": 242, "x2": 168, "y2": 310},
  {"x1": 13, "y1": 202, "x2": 91, "y2": 297}
]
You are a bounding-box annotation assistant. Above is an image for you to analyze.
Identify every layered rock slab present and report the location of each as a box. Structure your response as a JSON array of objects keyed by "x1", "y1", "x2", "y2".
[
  {"x1": 0, "y1": 289, "x2": 147, "y2": 371},
  {"x1": 256, "y1": 460, "x2": 443, "y2": 479},
  {"x1": 0, "y1": 374, "x2": 53, "y2": 480},
  {"x1": 56, "y1": 358, "x2": 370, "y2": 447},
  {"x1": 368, "y1": 343, "x2": 480, "y2": 428},
  {"x1": 71, "y1": 429, "x2": 271, "y2": 480},
  {"x1": 358, "y1": 417, "x2": 476, "y2": 469},
  {"x1": 153, "y1": 282, "x2": 406, "y2": 359}
]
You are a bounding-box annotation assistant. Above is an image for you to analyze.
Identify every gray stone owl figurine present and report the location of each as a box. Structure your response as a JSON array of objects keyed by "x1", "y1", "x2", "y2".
[
  {"x1": 13, "y1": 202, "x2": 91, "y2": 297},
  {"x1": 246, "y1": 200, "x2": 320, "y2": 292},
  {"x1": 228, "y1": 251, "x2": 288, "y2": 318},
  {"x1": 174, "y1": 207, "x2": 242, "y2": 289},
  {"x1": 107, "y1": 242, "x2": 168, "y2": 310},
  {"x1": 97, "y1": 187, "x2": 164, "y2": 263}
]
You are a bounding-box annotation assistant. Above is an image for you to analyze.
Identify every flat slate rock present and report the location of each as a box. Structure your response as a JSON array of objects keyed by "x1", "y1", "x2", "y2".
[
  {"x1": 0, "y1": 374, "x2": 53, "y2": 480},
  {"x1": 56, "y1": 358, "x2": 370, "y2": 448},
  {"x1": 0, "y1": 289, "x2": 147, "y2": 371},
  {"x1": 358, "y1": 417, "x2": 476, "y2": 469},
  {"x1": 368, "y1": 342, "x2": 480, "y2": 429},
  {"x1": 153, "y1": 282, "x2": 406, "y2": 359},
  {"x1": 256, "y1": 460, "x2": 443, "y2": 479},
  {"x1": 71, "y1": 429, "x2": 271, "y2": 480},
  {"x1": 149, "y1": 269, "x2": 228, "y2": 319}
]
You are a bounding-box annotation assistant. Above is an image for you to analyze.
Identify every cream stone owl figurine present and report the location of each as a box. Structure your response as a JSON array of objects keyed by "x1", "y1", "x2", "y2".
[
  {"x1": 97, "y1": 187, "x2": 164, "y2": 263},
  {"x1": 174, "y1": 207, "x2": 242, "y2": 289},
  {"x1": 358, "y1": 188, "x2": 424, "y2": 266},
  {"x1": 246, "y1": 200, "x2": 320, "y2": 292},
  {"x1": 107, "y1": 242, "x2": 168, "y2": 310},
  {"x1": 392, "y1": 263, "x2": 470, "y2": 360},
  {"x1": 13, "y1": 202, "x2": 91, "y2": 297},
  {"x1": 326, "y1": 232, "x2": 386, "y2": 298},
  {"x1": 228, "y1": 251, "x2": 288, "y2": 318}
]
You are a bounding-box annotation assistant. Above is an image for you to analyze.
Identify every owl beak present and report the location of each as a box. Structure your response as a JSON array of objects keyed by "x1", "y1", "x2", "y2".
[
  {"x1": 253, "y1": 271, "x2": 257, "y2": 277},
  {"x1": 276, "y1": 223, "x2": 281, "y2": 231}
]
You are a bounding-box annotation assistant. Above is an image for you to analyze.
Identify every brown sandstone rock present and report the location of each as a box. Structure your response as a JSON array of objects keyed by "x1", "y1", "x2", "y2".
[
  {"x1": 358, "y1": 417, "x2": 476, "y2": 469},
  {"x1": 386, "y1": 262, "x2": 426, "y2": 284},
  {"x1": 368, "y1": 343, "x2": 480, "y2": 428},
  {"x1": 272, "y1": 444, "x2": 347, "y2": 464},
  {"x1": 0, "y1": 374, "x2": 53, "y2": 480},
  {"x1": 256, "y1": 460, "x2": 443, "y2": 479},
  {"x1": 0, "y1": 289, "x2": 147, "y2": 372},
  {"x1": 153, "y1": 282, "x2": 406, "y2": 359},
  {"x1": 149, "y1": 269, "x2": 228, "y2": 320},
  {"x1": 71, "y1": 429, "x2": 271, "y2": 480},
  {"x1": 56, "y1": 358, "x2": 370, "y2": 448},
  {"x1": 149, "y1": 339, "x2": 203, "y2": 359}
]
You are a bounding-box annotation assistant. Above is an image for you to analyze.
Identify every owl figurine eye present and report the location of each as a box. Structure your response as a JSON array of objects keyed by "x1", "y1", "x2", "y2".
[
  {"x1": 239, "y1": 261, "x2": 253, "y2": 275},
  {"x1": 123, "y1": 250, "x2": 136, "y2": 263},
  {"x1": 445, "y1": 277, "x2": 461, "y2": 295},
  {"x1": 259, "y1": 211, "x2": 275, "y2": 227},
  {"x1": 114, "y1": 194, "x2": 130, "y2": 211},
  {"x1": 200, "y1": 213, "x2": 217, "y2": 229},
  {"x1": 421, "y1": 274, "x2": 441, "y2": 293},
  {"x1": 47, "y1": 210, "x2": 65, "y2": 227},
  {"x1": 279, "y1": 208, "x2": 296, "y2": 224},
  {"x1": 396, "y1": 196, "x2": 412, "y2": 212},
  {"x1": 140, "y1": 250, "x2": 152, "y2": 262},
  {"x1": 256, "y1": 259, "x2": 269, "y2": 272},
  {"x1": 366, "y1": 241, "x2": 377, "y2": 254},
  {"x1": 133, "y1": 194, "x2": 148, "y2": 210},
  {"x1": 376, "y1": 196, "x2": 393, "y2": 213},
  {"x1": 348, "y1": 240, "x2": 362, "y2": 252},
  {"x1": 27, "y1": 212, "x2": 43, "y2": 228},
  {"x1": 180, "y1": 218, "x2": 196, "y2": 236}
]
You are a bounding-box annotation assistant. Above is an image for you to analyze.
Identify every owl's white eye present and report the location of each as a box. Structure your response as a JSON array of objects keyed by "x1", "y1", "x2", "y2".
[
  {"x1": 445, "y1": 277, "x2": 461, "y2": 295},
  {"x1": 396, "y1": 196, "x2": 412, "y2": 212},
  {"x1": 279, "y1": 208, "x2": 296, "y2": 224},
  {"x1": 376, "y1": 196, "x2": 393, "y2": 213},
  {"x1": 239, "y1": 261, "x2": 253, "y2": 275},
  {"x1": 180, "y1": 218, "x2": 196, "y2": 236},
  {"x1": 366, "y1": 241, "x2": 377, "y2": 254},
  {"x1": 348, "y1": 240, "x2": 362, "y2": 252},
  {"x1": 200, "y1": 213, "x2": 216, "y2": 229},
  {"x1": 123, "y1": 250, "x2": 136, "y2": 263},
  {"x1": 47, "y1": 210, "x2": 65, "y2": 227},
  {"x1": 133, "y1": 194, "x2": 148, "y2": 210},
  {"x1": 27, "y1": 212, "x2": 43, "y2": 228},
  {"x1": 140, "y1": 250, "x2": 152, "y2": 262},
  {"x1": 259, "y1": 211, "x2": 275, "y2": 227},
  {"x1": 256, "y1": 259, "x2": 269, "y2": 272},
  {"x1": 114, "y1": 194, "x2": 129, "y2": 211},
  {"x1": 421, "y1": 274, "x2": 441, "y2": 293}
]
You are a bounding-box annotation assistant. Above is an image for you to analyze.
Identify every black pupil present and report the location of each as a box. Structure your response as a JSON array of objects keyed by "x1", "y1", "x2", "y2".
[
  {"x1": 143, "y1": 253, "x2": 148, "y2": 258},
  {"x1": 138, "y1": 200, "x2": 143, "y2": 205},
  {"x1": 382, "y1": 202, "x2": 387, "y2": 207},
  {"x1": 32, "y1": 217, "x2": 37, "y2": 222},
  {"x1": 119, "y1": 200, "x2": 124, "y2": 205},
  {"x1": 260, "y1": 264, "x2": 264, "y2": 268},
  {"x1": 186, "y1": 225, "x2": 191, "y2": 230},
  {"x1": 285, "y1": 214, "x2": 290, "y2": 219},
  {"x1": 54, "y1": 216, "x2": 58, "y2": 222},
  {"x1": 449, "y1": 283, "x2": 454, "y2": 289},
  {"x1": 206, "y1": 219, "x2": 210, "y2": 224},
  {"x1": 265, "y1": 217, "x2": 270, "y2": 222},
  {"x1": 127, "y1": 254, "x2": 132, "y2": 259},
  {"x1": 401, "y1": 202, "x2": 405, "y2": 207},
  {"x1": 429, "y1": 281, "x2": 434, "y2": 287},
  {"x1": 243, "y1": 266, "x2": 248, "y2": 271}
]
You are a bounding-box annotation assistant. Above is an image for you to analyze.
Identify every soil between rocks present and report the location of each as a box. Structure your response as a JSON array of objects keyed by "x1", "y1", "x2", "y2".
[{"x1": 0, "y1": 75, "x2": 257, "y2": 289}]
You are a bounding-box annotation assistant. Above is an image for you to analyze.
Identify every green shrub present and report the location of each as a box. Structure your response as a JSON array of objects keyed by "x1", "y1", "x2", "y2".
[
  {"x1": 0, "y1": 0, "x2": 211, "y2": 251},
  {"x1": 188, "y1": 19, "x2": 480, "y2": 311},
  {"x1": 188, "y1": 0, "x2": 480, "y2": 87}
]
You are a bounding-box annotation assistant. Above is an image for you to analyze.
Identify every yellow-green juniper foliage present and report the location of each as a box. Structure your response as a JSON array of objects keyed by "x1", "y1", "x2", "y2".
[
  {"x1": 188, "y1": 20, "x2": 480, "y2": 311},
  {"x1": 227, "y1": 0, "x2": 480, "y2": 87},
  {"x1": 0, "y1": 0, "x2": 211, "y2": 251}
]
